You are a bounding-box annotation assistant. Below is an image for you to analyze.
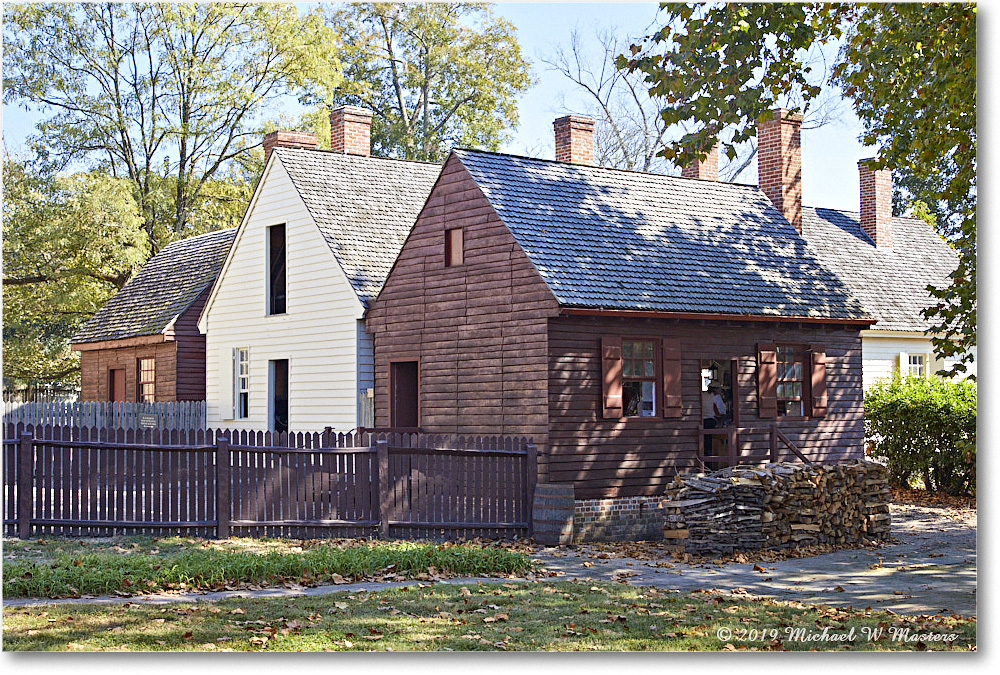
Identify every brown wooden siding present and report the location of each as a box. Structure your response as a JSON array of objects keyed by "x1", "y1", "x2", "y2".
[
  {"x1": 79, "y1": 341, "x2": 179, "y2": 402},
  {"x1": 367, "y1": 155, "x2": 559, "y2": 473},
  {"x1": 170, "y1": 288, "x2": 210, "y2": 400},
  {"x1": 548, "y1": 316, "x2": 864, "y2": 499}
]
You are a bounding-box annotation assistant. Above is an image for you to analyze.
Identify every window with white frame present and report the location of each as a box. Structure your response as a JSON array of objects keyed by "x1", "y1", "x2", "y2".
[
  {"x1": 234, "y1": 348, "x2": 249, "y2": 419},
  {"x1": 907, "y1": 353, "x2": 926, "y2": 378}
]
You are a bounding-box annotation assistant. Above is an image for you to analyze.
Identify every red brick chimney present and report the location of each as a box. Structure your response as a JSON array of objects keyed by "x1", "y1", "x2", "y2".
[
  {"x1": 681, "y1": 143, "x2": 719, "y2": 181},
  {"x1": 757, "y1": 108, "x2": 803, "y2": 233},
  {"x1": 858, "y1": 159, "x2": 893, "y2": 248},
  {"x1": 330, "y1": 105, "x2": 373, "y2": 156},
  {"x1": 263, "y1": 130, "x2": 318, "y2": 164},
  {"x1": 553, "y1": 115, "x2": 595, "y2": 165}
]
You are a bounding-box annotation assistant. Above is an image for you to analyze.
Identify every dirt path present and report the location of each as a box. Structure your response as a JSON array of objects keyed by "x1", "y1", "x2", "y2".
[{"x1": 533, "y1": 503, "x2": 976, "y2": 617}]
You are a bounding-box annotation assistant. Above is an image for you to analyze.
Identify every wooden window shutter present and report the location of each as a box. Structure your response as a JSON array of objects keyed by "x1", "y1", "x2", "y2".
[
  {"x1": 757, "y1": 341, "x2": 777, "y2": 418},
  {"x1": 601, "y1": 337, "x2": 623, "y2": 419},
  {"x1": 810, "y1": 344, "x2": 828, "y2": 417},
  {"x1": 661, "y1": 337, "x2": 683, "y2": 418}
]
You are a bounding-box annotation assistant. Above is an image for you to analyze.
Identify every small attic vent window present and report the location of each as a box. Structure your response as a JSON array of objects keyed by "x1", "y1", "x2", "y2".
[{"x1": 445, "y1": 227, "x2": 464, "y2": 267}]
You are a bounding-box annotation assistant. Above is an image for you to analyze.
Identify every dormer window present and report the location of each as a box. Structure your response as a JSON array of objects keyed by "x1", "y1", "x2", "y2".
[{"x1": 445, "y1": 227, "x2": 463, "y2": 267}]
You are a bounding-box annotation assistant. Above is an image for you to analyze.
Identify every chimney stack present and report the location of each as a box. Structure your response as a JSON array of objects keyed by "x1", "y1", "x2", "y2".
[
  {"x1": 553, "y1": 115, "x2": 595, "y2": 165},
  {"x1": 263, "y1": 130, "x2": 318, "y2": 164},
  {"x1": 330, "y1": 105, "x2": 373, "y2": 156},
  {"x1": 757, "y1": 108, "x2": 803, "y2": 233},
  {"x1": 858, "y1": 159, "x2": 893, "y2": 248},
  {"x1": 681, "y1": 143, "x2": 719, "y2": 181}
]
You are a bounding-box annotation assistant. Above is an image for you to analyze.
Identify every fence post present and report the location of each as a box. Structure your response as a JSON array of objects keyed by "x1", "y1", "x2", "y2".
[
  {"x1": 377, "y1": 439, "x2": 390, "y2": 538},
  {"x1": 18, "y1": 431, "x2": 33, "y2": 539},
  {"x1": 769, "y1": 424, "x2": 778, "y2": 463},
  {"x1": 216, "y1": 436, "x2": 230, "y2": 539},
  {"x1": 526, "y1": 443, "x2": 538, "y2": 536}
]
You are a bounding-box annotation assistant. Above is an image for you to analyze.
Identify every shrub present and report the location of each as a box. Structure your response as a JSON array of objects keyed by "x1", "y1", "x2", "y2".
[{"x1": 865, "y1": 374, "x2": 976, "y2": 495}]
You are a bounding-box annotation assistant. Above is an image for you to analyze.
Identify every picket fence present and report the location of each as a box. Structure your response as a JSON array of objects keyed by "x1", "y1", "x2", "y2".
[
  {"x1": 2, "y1": 401, "x2": 207, "y2": 431},
  {"x1": 2, "y1": 423, "x2": 537, "y2": 541}
]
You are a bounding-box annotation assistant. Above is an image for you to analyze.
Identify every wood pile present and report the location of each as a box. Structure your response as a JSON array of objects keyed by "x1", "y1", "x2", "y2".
[{"x1": 661, "y1": 460, "x2": 890, "y2": 556}]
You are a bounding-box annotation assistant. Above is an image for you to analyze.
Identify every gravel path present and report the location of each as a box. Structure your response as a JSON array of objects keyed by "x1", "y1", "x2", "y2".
[{"x1": 3, "y1": 503, "x2": 975, "y2": 617}]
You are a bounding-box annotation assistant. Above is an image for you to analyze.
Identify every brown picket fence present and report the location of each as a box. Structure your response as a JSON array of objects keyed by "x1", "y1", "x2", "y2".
[{"x1": 2, "y1": 423, "x2": 536, "y2": 540}]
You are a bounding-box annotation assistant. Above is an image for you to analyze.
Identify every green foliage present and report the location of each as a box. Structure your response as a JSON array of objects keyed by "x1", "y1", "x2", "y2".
[
  {"x1": 2, "y1": 158, "x2": 149, "y2": 388},
  {"x1": 3, "y1": 539, "x2": 529, "y2": 598},
  {"x1": 865, "y1": 375, "x2": 976, "y2": 496},
  {"x1": 317, "y1": 2, "x2": 533, "y2": 161},
  {"x1": 833, "y1": 4, "x2": 976, "y2": 378},
  {"x1": 622, "y1": 3, "x2": 976, "y2": 373},
  {"x1": 3, "y1": 2, "x2": 341, "y2": 250}
]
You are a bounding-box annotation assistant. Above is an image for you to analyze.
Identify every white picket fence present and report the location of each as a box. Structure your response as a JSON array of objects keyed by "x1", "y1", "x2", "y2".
[{"x1": 2, "y1": 400, "x2": 206, "y2": 431}]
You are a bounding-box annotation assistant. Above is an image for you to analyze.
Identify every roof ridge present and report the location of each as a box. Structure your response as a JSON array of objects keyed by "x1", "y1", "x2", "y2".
[
  {"x1": 452, "y1": 147, "x2": 762, "y2": 190},
  {"x1": 273, "y1": 145, "x2": 444, "y2": 168}
]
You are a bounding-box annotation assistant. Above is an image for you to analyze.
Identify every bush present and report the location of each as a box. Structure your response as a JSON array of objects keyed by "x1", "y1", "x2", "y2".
[{"x1": 865, "y1": 374, "x2": 976, "y2": 495}]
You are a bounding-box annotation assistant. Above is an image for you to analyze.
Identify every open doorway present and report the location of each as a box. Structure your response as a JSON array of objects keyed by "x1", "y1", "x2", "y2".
[
  {"x1": 700, "y1": 359, "x2": 737, "y2": 471},
  {"x1": 269, "y1": 359, "x2": 288, "y2": 433}
]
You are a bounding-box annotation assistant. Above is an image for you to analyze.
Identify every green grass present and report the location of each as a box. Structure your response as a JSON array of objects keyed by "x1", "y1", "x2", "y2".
[
  {"x1": 2, "y1": 536, "x2": 530, "y2": 598},
  {"x1": 2, "y1": 581, "x2": 976, "y2": 652}
]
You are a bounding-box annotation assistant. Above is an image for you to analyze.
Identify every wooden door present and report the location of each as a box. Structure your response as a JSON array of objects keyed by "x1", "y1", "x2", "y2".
[
  {"x1": 390, "y1": 361, "x2": 419, "y2": 429},
  {"x1": 109, "y1": 369, "x2": 126, "y2": 402}
]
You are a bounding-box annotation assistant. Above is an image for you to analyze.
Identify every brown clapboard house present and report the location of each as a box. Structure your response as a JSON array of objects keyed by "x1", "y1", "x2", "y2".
[
  {"x1": 367, "y1": 110, "x2": 875, "y2": 515},
  {"x1": 71, "y1": 229, "x2": 236, "y2": 402}
]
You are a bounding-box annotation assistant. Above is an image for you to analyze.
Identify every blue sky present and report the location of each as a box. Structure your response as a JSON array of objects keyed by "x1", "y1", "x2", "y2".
[
  {"x1": 2, "y1": 1, "x2": 877, "y2": 213},
  {"x1": 493, "y1": 2, "x2": 873, "y2": 212}
]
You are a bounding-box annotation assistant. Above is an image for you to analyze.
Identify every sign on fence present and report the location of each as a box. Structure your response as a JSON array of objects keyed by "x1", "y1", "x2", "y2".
[{"x1": 2, "y1": 400, "x2": 207, "y2": 431}]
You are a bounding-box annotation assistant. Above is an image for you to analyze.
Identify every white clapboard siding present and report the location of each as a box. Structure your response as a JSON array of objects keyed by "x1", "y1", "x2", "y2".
[
  {"x1": 861, "y1": 331, "x2": 977, "y2": 390},
  {"x1": 201, "y1": 157, "x2": 364, "y2": 432}
]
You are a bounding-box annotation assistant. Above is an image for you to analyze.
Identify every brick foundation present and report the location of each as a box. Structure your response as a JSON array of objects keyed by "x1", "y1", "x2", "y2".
[{"x1": 572, "y1": 495, "x2": 664, "y2": 543}]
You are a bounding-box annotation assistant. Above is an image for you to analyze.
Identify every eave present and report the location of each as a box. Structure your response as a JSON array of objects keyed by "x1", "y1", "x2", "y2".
[
  {"x1": 70, "y1": 333, "x2": 169, "y2": 352},
  {"x1": 559, "y1": 307, "x2": 877, "y2": 327}
]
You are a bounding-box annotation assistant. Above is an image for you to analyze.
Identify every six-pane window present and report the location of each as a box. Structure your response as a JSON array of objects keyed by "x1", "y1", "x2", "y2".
[
  {"x1": 622, "y1": 340, "x2": 656, "y2": 417},
  {"x1": 907, "y1": 354, "x2": 926, "y2": 377},
  {"x1": 137, "y1": 358, "x2": 155, "y2": 402},
  {"x1": 775, "y1": 346, "x2": 804, "y2": 416},
  {"x1": 234, "y1": 348, "x2": 249, "y2": 419}
]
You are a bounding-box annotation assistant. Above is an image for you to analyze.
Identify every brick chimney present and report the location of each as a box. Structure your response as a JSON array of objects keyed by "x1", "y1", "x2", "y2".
[
  {"x1": 553, "y1": 115, "x2": 595, "y2": 165},
  {"x1": 263, "y1": 130, "x2": 318, "y2": 164},
  {"x1": 330, "y1": 105, "x2": 373, "y2": 156},
  {"x1": 858, "y1": 159, "x2": 893, "y2": 248},
  {"x1": 681, "y1": 143, "x2": 719, "y2": 181},
  {"x1": 757, "y1": 108, "x2": 803, "y2": 233}
]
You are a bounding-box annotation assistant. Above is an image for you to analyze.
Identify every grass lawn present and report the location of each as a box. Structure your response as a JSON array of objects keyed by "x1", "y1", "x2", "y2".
[
  {"x1": 3, "y1": 536, "x2": 529, "y2": 598},
  {"x1": 2, "y1": 581, "x2": 975, "y2": 652}
]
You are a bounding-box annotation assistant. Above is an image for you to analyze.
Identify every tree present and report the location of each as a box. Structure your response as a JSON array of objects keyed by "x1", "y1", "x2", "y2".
[
  {"x1": 316, "y1": 2, "x2": 533, "y2": 161},
  {"x1": 544, "y1": 24, "x2": 844, "y2": 179},
  {"x1": 621, "y1": 3, "x2": 975, "y2": 374},
  {"x1": 3, "y1": 2, "x2": 341, "y2": 252},
  {"x1": 2, "y1": 158, "x2": 149, "y2": 388}
]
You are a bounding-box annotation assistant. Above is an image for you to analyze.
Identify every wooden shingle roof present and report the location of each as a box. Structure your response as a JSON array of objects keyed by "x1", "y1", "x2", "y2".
[
  {"x1": 452, "y1": 149, "x2": 871, "y2": 322},
  {"x1": 70, "y1": 228, "x2": 236, "y2": 344}
]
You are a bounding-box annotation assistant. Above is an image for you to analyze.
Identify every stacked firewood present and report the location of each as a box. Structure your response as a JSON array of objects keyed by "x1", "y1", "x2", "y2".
[{"x1": 661, "y1": 460, "x2": 891, "y2": 556}]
